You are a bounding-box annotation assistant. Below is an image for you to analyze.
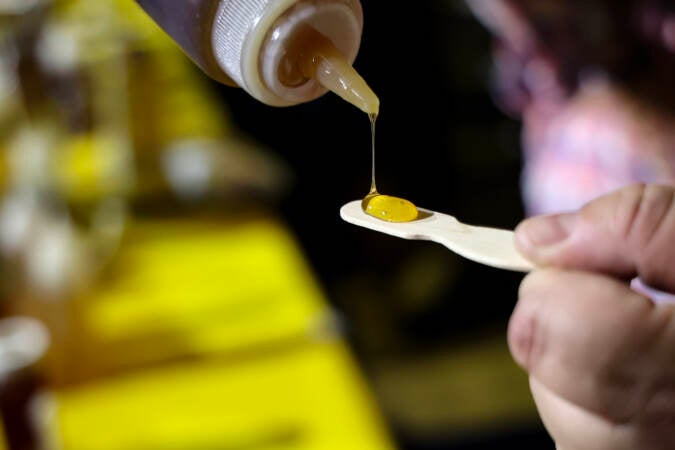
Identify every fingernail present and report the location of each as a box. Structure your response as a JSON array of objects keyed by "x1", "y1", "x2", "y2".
[{"x1": 517, "y1": 212, "x2": 576, "y2": 247}]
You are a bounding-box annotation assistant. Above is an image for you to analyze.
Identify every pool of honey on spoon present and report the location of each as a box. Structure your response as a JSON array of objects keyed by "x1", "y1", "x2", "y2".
[{"x1": 360, "y1": 113, "x2": 418, "y2": 222}]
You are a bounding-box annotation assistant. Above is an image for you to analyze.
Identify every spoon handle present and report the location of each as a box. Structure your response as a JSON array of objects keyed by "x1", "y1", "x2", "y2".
[{"x1": 432, "y1": 224, "x2": 534, "y2": 273}]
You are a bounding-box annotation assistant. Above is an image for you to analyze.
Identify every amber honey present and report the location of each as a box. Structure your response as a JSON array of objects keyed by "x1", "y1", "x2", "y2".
[{"x1": 280, "y1": 26, "x2": 417, "y2": 222}]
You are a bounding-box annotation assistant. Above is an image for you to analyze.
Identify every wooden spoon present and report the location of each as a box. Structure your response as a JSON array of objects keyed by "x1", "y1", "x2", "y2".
[{"x1": 340, "y1": 200, "x2": 534, "y2": 273}]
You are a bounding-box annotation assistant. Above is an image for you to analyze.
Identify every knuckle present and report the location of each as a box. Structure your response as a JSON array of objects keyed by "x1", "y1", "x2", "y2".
[
  {"x1": 518, "y1": 269, "x2": 557, "y2": 298},
  {"x1": 597, "y1": 183, "x2": 675, "y2": 287},
  {"x1": 628, "y1": 185, "x2": 675, "y2": 285},
  {"x1": 508, "y1": 298, "x2": 541, "y2": 369},
  {"x1": 512, "y1": 271, "x2": 557, "y2": 369},
  {"x1": 617, "y1": 184, "x2": 673, "y2": 244},
  {"x1": 614, "y1": 182, "x2": 647, "y2": 241}
]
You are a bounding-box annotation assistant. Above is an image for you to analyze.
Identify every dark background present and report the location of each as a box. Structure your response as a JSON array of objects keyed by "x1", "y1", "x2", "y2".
[{"x1": 219, "y1": 1, "x2": 552, "y2": 448}]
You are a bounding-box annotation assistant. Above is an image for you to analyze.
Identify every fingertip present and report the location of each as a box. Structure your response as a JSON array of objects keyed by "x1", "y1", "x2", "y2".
[
  {"x1": 514, "y1": 221, "x2": 536, "y2": 258},
  {"x1": 515, "y1": 213, "x2": 577, "y2": 262},
  {"x1": 517, "y1": 212, "x2": 577, "y2": 247}
]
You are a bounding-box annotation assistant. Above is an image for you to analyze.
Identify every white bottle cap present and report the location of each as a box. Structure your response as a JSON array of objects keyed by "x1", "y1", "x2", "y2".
[{"x1": 211, "y1": 0, "x2": 363, "y2": 106}]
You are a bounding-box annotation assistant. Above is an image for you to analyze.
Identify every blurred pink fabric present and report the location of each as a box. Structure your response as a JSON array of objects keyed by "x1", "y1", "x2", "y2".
[
  {"x1": 468, "y1": 0, "x2": 675, "y2": 302},
  {"x1": 468, "y1": 0, "x2": 675, "y2": 216}
]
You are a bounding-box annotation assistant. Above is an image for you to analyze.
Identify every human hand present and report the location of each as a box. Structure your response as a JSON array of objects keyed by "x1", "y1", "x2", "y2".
[{"x1": 511, "y1": 183, "x2": 675, "y2": 450}]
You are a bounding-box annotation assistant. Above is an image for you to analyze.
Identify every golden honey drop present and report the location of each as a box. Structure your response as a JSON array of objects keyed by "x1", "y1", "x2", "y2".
[
  {"x1": 361, "y1": 114, "x2": 418, "y2": 222},
  {"x1": 362, "y1": 193, "x2": 419, "y2": 222}
]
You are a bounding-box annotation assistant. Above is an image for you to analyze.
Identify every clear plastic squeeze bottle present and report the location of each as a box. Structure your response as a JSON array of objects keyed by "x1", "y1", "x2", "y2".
[{"x1": 135, "y1": 0, "x2": 378, "y2": 114}]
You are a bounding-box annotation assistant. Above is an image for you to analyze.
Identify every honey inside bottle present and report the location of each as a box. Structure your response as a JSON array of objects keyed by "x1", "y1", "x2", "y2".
[
  {"x1": 278, "y1": 25, "x2": 379, "y2": 115},
  {"x1": 279, "y1": 25, "x2": 417, "y2": 222}
]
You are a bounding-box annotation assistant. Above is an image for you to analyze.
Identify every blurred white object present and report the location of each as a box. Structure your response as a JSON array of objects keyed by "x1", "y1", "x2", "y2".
[
  {"x1": 162, "y1": 140, "x2": 214, "y2": 201},
  {"x1": 25, "y1": 217, "x2": 84, "y2": 299},
  {"x1": 0, "y1": 193, "x2": 126, "y2": 298},
  {"x1": 35, "y1": 22, "x2": 80, "y2": 74},
  {"x1": 0, "y1": 316, "x2": 49, "y2": 382},
  {"x1": 162, "y1": 138, "x2": 290, "y2": 202},
  {"x1": 631, "y1": 278, "x2": 675, "y2": 305},
  {"x1": 0, "y1": 0, "x2": 44, "y2": 14},
  {"x1": 0, "y1": 190, "x2": 41, "y2": 256}
]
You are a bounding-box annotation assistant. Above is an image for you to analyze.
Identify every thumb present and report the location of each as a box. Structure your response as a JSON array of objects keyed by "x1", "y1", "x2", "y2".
[{"x1": 515, "y1": 183, "x2": 675, "y2": 293}]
